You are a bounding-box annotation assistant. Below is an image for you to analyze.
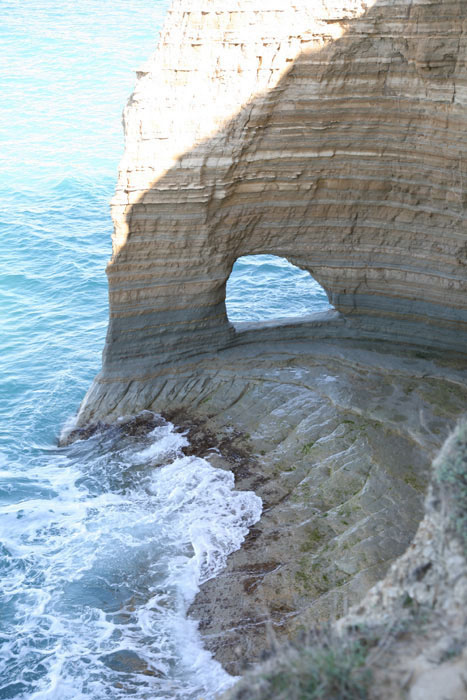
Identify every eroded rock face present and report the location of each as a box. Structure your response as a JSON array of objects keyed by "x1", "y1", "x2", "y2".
[
  {"x1": 221, "y1": 422, "x2": 467, "y2": 698},
  {"x1": 181, "y1": 340, "x2": 467, "y2": 673},
  {"x1": 71, "y1": 1, "x2": 467, "y2": 678},
  {"x1": 78, "y1": 0, "x2": 467, "y2": 425}
]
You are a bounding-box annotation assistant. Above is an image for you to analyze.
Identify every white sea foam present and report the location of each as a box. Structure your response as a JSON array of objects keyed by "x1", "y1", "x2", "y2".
[
  {"x1": 1, "y1": 2, "x2": 328, "y2": 697},
  {"x1": 0, "y1": 417, "x2": 262, "y2": 699}
]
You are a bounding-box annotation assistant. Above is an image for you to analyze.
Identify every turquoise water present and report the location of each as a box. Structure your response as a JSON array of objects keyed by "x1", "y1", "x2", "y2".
[
  {"x1": 227, "y1": 255, "x2": 331, "y2": 323},
  {"x1": 1, "y1": 3, "x2": 329, "y2": 698}
]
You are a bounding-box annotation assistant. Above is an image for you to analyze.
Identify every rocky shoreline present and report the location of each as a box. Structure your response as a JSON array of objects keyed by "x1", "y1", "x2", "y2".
[
  {"x1": 170, "y1": 338, "x2": 467, "y2": 675},
  {"x1": 72, "y1": 0, "x2": 467, "y2": 693},
  {"x1": 67, "y1": 335, "x2": 467, "y2": 684},
  {"x1": 221, "y1": 420, "x2": 467, "y2": 699}
]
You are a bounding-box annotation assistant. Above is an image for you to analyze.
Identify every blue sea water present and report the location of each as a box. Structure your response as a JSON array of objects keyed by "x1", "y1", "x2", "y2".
[
  {"x1": 0, "y1": 2, "x2": 330, "y2": 698},
  {"x1": 226, "y1": 255, "x2": 330, "y2": 323}
]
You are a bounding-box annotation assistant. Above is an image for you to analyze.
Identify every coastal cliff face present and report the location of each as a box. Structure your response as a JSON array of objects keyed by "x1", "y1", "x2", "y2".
[
  {"x1": 74, "y1": 0, "x2": 467, "y2": 688},
  {"x1": 78, "y1": 0, "x2": 467, "y2": 424}
]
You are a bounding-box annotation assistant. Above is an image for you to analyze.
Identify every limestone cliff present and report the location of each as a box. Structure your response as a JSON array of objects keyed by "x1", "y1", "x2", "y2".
[
  {"x1": 78, "y1": 0, "x2": 467, "y2": 425},
  {"x1": 72, "y1": 0, "x2": 467, "y2": 687}
]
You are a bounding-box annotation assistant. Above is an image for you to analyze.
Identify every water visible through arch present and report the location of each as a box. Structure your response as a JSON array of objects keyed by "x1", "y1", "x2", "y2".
[{"x1": 226, "y1": 254, "x2": 332, "y2": 324}]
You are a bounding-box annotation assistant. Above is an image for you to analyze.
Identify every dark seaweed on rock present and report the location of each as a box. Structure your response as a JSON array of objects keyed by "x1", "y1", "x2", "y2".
[{"x1": 62, "y1": 410, "x2": 166, "y2": 446}]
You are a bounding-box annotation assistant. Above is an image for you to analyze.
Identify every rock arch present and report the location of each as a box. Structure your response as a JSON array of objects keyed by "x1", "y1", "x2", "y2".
[
  {"x1": 225, "y1": 254, "x2": 332, "y2": 324},
  {"x1": 79, "y1": 0, "x2": 467, "y2": 423}
]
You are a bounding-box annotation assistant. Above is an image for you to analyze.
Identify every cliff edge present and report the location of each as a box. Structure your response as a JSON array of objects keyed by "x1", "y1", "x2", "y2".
[
  {"x1": 78, "y1": 0, "x2": 467, "y2": 426},
  {"x1": 73, "y1": 0, "x2": 467, "y2": 689}
]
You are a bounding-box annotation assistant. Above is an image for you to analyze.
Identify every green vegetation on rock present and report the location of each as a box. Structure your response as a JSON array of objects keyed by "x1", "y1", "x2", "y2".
[
  {"x1": 435, "y1": 419, "x2": 467, "y2": 552},
  {"x1": 221, "y1": 631, "x2": 372, "y2": 700}
]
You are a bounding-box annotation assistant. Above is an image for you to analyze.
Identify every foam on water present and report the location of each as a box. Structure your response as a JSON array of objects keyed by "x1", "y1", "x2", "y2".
[
  {"x1": 1, "y1": 1, "x2": 330, "y2": 697},
  {"x1": 0, "y1": 418, "x2": 262, "y2": 699}
]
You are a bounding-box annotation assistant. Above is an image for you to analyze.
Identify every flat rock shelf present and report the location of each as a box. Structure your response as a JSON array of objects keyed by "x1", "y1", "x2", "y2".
[{"x1": 138, "y1": 337, "x2": 466, "y2": 674}]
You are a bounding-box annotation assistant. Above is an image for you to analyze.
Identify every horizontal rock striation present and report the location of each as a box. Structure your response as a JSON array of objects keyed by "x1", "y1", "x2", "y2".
[
  {"x1": 221, "y1": 420, "x2": 467, "y2": 699},
  {"x1": 182, "y1": 342, "x2": 467, "y2": 673},
  {"x1": 78, "y1": 0, "x2": 467, "y2": 424},
  {"x1": 69, "y1": 2, "x2": 467, "y2": 680}
]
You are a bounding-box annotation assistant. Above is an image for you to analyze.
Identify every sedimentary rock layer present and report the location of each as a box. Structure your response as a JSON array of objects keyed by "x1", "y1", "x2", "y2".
[
  {"x1": 182, "y1": 340, "x2": 467, "y2": 672},
  {"x1": 69, "y1": 3, "x2": 467, "y2": 679},
  {"x1": 78, "y1": 0, "x2": 467, "y2": 423},
  {"x1": 221, "y1": 421, "x2": 467, "y2": 699}
]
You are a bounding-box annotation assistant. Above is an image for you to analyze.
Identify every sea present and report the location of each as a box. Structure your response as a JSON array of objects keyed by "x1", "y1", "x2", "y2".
[{"x1": 0, "y1": 2, "x2": 330, "y2": 698}]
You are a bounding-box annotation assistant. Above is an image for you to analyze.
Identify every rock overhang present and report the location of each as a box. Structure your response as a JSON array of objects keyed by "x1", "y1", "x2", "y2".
[{"x1": 78, "y1": 0, "x2": 467, "y2": 424}]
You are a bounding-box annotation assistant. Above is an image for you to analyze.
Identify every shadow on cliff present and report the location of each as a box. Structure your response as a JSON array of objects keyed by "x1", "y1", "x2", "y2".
[{"x1": 102, "y1": 0, "x2": 467, "y2": 378}]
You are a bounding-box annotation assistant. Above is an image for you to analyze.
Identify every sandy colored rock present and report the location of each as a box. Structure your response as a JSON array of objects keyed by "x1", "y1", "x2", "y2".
[
  {"x1": 71, "y1": 0, "x2": 467, "y2": 688},
  {"x1": 77, "y1": 0, "x2": 467, "y2": 426},
  {"x1": 409, "y1": 658, "x2": 467, "y2": 700}
]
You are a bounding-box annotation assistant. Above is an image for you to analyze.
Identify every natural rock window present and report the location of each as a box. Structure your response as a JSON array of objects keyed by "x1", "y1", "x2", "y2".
[{"x1": 226, "y1": 254, "x2": 332, "y2": 324}]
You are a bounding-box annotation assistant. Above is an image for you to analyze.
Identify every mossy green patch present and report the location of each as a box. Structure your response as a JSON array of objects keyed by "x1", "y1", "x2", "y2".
[
  {"x1": 295, "y1": 564, "x2": 313, "y2": 592},
  {"x1": 435, "y1": 420, "x2": 467, "y2": 553},
  {"x1": 403, "y1": 471, "x2": 423, "y2": 491},
  {"x1": 302, "y1": 441, "x2": 316, "y2": 455},
  {"x1": 224, "y1": 630, "x2": 372, "y2": 700},
  {"x1": 417, "y1": 380, "x2": 467, "y2": 416},
  {"x1": 300, "y1": 528, "x2": 325, "y2": 552}
]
